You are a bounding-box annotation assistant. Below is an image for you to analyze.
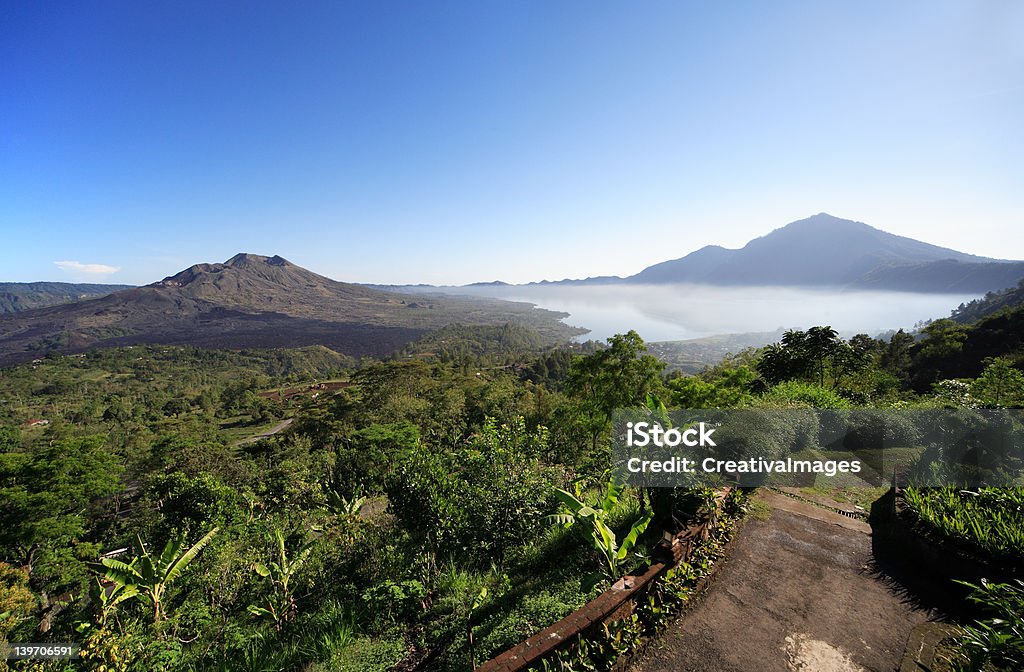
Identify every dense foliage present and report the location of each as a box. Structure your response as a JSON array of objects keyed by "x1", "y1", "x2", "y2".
[
  {"x1": 0, "y1": 311, "x2": 1021, "y2": 671},
  {"x1": 903, "y1": 487, "x2": 1024, "y2": 566}
]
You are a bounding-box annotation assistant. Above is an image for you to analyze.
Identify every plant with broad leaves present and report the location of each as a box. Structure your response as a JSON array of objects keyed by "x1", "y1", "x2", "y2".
[
  {"x1": 247, "y1": 529, "x2": 316, "y2": 629},
  {"x1": 548, "y1": 474, "x2": 653, "y2": 581},
  {"x1": 95, "y1": 527, "x2": 218, "y2": 624},
  {"x1": 951, "y1": 578, "x2": 1024, "y2": 672}
]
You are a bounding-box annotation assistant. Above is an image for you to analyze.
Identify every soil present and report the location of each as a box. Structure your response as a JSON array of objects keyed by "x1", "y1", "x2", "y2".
[{"x1": 628, "y1": 491, "x2": 936, "y2": 672}]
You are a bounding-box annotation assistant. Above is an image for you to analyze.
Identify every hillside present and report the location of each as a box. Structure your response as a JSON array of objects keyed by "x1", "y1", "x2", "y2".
[
  {"x1": 951, "y1": 278, "x2": 1024, "y2": 323},
  {"x1": 379, "y1": 214, "x2": 1024, "y2": 295},
  {"x1": 648, "y1": 330, "x2": 786, "y2": 373},
  {"x1": 627, "y1": 214, "x2": 1024, "y2": 292},
  {"x1": 0, "y1": 254, "x2": 582, "y2": 366},
  {"x1": 910, "y1": 305, "x2": 1024, "y2": 389},
  {"x1": 0, "y1": 282, "x2": 133, "y2": 313}
]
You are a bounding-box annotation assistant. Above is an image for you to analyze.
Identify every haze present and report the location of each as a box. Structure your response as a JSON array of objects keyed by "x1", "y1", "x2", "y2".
[{"x1": 447, "y1": 284, "x2": 976, "y2": 342}]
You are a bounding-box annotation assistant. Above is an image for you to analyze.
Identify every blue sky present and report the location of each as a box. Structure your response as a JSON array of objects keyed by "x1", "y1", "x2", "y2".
[{"x1": 2, "y1": 1, "x2": 1022, "y2": 285}]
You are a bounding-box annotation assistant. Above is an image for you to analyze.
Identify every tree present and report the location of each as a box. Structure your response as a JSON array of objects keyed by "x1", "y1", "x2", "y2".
[
  {"x1": 566, "y1": 331, "x2": 665, "y2": 452},
  {"x1": 972, "y1": 357, "x2": 1024, "y2": 407},
  {"x1": 461, "y1": 417, "x2": 553, "y2": 568},
  {"x1": 805, "y1": 326, "x2": 840, "y2": 388},
  {"x1": 881, "y1": 329, "x2": 915, "y2": 381},
  {"x1": 668, "y1": 365, "x2": 755, "y2": 408},
  {"x1": 386, "y1": 417, "x2": 553, "y2": 570},
  {"x1": 0, "y1": 562, "x2": 36, "y2": 639},
  {"x1": 0, "y1": 436, "x2": 122, "y2": 599},
  {"x1": 97, "y1": 527, "x2": 218, "y2": 623},
  {"x1": 757, "y1": 327, "x2": 871, "y2": 391},
  {"x1": 917, "y1": 319, "x2": 967, "y2": 360}
]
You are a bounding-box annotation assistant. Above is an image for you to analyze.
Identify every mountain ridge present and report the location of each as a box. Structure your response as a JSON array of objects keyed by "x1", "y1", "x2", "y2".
[
  {"x1": 0, "y1": 282, "x2": 135, "y2": 314},
  {"x1": 380, "y1": 214, "x2": 1022, "y2": 293},
  {"x1": 0, "y1": 254, "x2": 582, "y2": 366}
]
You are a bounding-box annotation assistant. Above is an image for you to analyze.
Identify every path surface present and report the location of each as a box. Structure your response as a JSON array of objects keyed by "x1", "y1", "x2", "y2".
[
  {"x1": 232, "y1": 417, "x2": 294, "y2": 446},
  {"x1": 629, "y1": 491, "x2": 934, "y2": 672}
]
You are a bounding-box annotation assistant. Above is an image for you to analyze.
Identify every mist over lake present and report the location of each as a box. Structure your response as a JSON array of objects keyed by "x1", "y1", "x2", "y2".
[{"x1": 440, "y1": 284, "x2": 978, "y2": 342}]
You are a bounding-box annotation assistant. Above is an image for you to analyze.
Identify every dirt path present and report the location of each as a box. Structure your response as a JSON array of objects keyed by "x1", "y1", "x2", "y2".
[
  {"x1": 232, "y1": 417, "x2": 294, "y2": 446},
  {"x1": 629, "y1": 491, "x2": 935, "y2": 672}
]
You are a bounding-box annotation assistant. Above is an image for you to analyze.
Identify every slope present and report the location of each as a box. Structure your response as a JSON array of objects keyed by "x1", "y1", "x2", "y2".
[{"x1": 0, "y1": 254, "x2": 581, "y2": 366}]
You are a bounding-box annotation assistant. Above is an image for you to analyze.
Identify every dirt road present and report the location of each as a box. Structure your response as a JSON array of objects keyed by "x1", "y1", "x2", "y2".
[
  {"x1": 629, "y1": 491, "x2": 935, "y2": 672},
  {"x1": 232, "y1": 417, "x2": 294, "y2": 446}
]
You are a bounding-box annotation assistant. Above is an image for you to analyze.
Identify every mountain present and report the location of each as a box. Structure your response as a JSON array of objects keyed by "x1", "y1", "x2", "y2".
[
  {"x1": 0, "y1": 282, "x2": 134, "y2": 313},
  {"x1": 0, "y1": 254, "x2": 582, "y2": 366},
  {"x1": 373, "y1": 214, "x2": 1023, "y2": 295},
  {"x1": 626, "y1": 213, "x2": 1024, "y2": 292}
]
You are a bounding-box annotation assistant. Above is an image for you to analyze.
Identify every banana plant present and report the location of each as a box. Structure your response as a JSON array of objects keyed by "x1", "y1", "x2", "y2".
[
  {"x1": 89, "y1": 576, "x2": 139, "y2": 627},
  {"x1": 548, "y1": 475, "x2": 653, "y2": 580},
  {"x1": 97, "y1": 527, "x2": 218, "y2": 623},
  {"x1": 247, "y1": 529, "x2": 316, "y2": 629},
  {"x1": 325, "y1": 485, "x2": 366, "y2": 518},
  {"x1": 468, "y1": 586, "x2": 488, "y2": 671}
]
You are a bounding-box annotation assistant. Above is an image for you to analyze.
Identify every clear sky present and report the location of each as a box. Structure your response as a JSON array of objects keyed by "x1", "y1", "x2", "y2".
[{"x1": 2, "y1": 1, "x2": 1022, "y2": 285}]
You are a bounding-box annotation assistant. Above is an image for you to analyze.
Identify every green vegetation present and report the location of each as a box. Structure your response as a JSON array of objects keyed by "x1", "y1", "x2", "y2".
[
  {"x1": 549, "y1": 474, "x2": 653, "y2": 582},
  {"x1": 951, "y1": 579, "x2": 1024, "y2": 672},
  {"x1": 97, "y1": 528, "x2": 219, "y2": 624},
  {"x1": 903, "y1": 487, "x2": 1024, "y2": 566},
  {"x1": 530, "y1": 489, "x2": 750, "y2": 672},
  {"x1": 952, "y1": 278, "x2": 1024, "y2": 324},
  {"x1": 0, "y1": 307, "x2": 1022, "y2": 671}
]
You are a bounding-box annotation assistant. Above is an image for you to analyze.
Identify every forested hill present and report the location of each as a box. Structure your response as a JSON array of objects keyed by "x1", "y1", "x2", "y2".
[
  {"x1": 0, "y1": 282, "x2": 133, "y2": 313},
  {"x1": 909, "y1": 305, "x2": 1024, "y2": 390},
  {"x1": 951, "y1": 278, "x2": 1024, "y2": 323}
]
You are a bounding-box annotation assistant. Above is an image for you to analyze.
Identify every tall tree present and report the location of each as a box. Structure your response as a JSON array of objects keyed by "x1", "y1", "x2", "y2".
[
  {"x1": 0, "y1": 436, "x2": 122, "y2": 600},
  {"x1": 565, "y1": 331, "x2": 665, "y2": 452},
  {"x1": 973, "y1": 357, "x2": 1024, "y2": 407}
]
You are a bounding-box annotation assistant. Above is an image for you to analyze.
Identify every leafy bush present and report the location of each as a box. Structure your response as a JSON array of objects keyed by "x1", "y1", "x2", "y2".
[
  {"x1": 766, "y1": 380, "x2": 850, "y2": 409},
  {"x1": 362, "y1": 580, "x2": 427, "y2": 629},
  {"x1": 903, "y1": 486, "x2": 1024, "y2": 564},
  {"x1": 951, "y1": 579, "x2": 1024, "y2": 672}
]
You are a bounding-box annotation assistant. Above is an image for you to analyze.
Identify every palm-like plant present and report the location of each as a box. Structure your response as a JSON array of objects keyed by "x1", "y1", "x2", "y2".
[
  {"x1": 247, "y1": 529, "x2": 316, "y2": 629},
  {"x1": 97, "y1": 527, "x2": 218, "y2": 623},
  {"x1": 89, "y1": 576, "x2": 139, "y2": 627},
  {"x1": 324, "y1": 485, "x2": 366, "y2": 518},
  {"x1": 549, "y1": 475, "x2": 653, "y2": 580}
]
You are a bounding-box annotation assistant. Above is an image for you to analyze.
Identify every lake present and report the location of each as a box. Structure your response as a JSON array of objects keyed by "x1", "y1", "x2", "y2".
[{"x1": 439, "y1": 283, "x2": 977, "y2": 342}]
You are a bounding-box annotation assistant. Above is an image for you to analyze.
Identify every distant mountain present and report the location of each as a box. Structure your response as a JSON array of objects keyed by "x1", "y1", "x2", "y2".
[
  {"x1": 374, "y1": 214, "x2": 1024, "y2": 295},
  {"x1": 626, "y1": 214, "x2": 1024, "y2": 292},
  {"x1": 0, "y1": 254, "x2": 582, "y2": 366},
  {"x1": 0, "y1": 282, "x2": 133, "y2": 313}
]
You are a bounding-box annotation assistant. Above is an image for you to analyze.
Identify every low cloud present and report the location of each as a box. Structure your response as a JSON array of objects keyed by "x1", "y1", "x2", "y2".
[{"x1": 54, "y1": 260, "x2": 121, "y2": 278}]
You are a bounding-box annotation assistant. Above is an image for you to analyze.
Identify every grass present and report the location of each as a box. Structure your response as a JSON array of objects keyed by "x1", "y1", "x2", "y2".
[
  {"x1": 748, "y1": 498, "x2": 773, "y2": 521},
  {"x1": 801, "y1": 485, "x2": 889, "y2": 510},
  {"x1": 765, "y1": 446, "x2": 925, "y2": 491}
]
